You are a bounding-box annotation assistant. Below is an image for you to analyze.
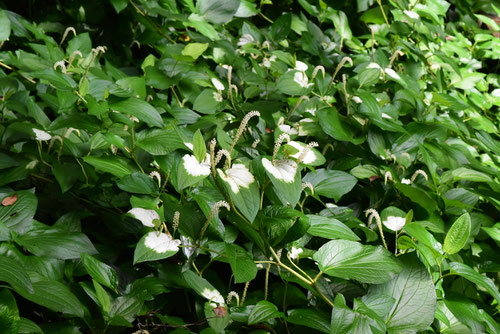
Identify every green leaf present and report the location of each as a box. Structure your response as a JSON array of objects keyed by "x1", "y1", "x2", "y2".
[
  {"x1": 13, "y1": 225, "x2": 97, "y2": 260},
  {"x1": 270, "y1": 13, "x2": 291, "y2": 41},
  {"x1": 136, "y1": 127, "x2": 185, "y2": 155},
  {"x1": 218, "y1": 164, "x2": 260, "y2": 223},
  {"x1": 31, "y1": 69, "x2": 77, "y2": 90},
  {"x1": 182, "y1": 270, "x2": 225, "y2": 304},
  {"x1": 93, "y1": 280, "x2": 111, "y2": 314},
  {"x1": 287, "y1": 309, "x2": 330, "y2": 333},
  {"x1": 182, "y1": 43, "x2": 209, "y2": 60},
  {"x1": 83, "y1": 156, "x2": 136, "y2": 178},
  {"x1": 0, "y1": 257, "x2": 33, "y2": 294},
  {"x1": 110, "y1": 0, "x2": 128, "y2": 13},
  {"x1": 0, "y1": 9, "x2": 11, "y2": 42},
  {"x1": 306, "y1": 214, "x2": 360, "y2": 241},
  {"x1": 316, "y1": 107, "x2": 363, "y2": 144},
  {"x1": 193, "y1": 89, "x2": 221, "y2": 114},
  {"x1": 451, "y1": 167, "x2": 493, "y2": 183},
  {"x1": 277, "y1": 70, "x2": 312, "y2": 96},
  {"x1": 225, "y1": 243, "x2": 257, "y2": 283},
  {"x1": 198, "y1": 0, "x2": 240, "y2": 24},
  {"x1": 303, "y1": 169, "x2": 357, "y2": 201},
  {"x1": 248, "y1": 301, "x2": 281, "y2": 325},
  {"x1": 366, "y1": 254, "x2": 437, "y2": 333},
  {"x1": 16, "y1": 274, "x2": 85, "y2": 318},
  {"x1": 133, "y1": 232, "x2": 180, "y2": 264},
  {"x1": 449, "y1": 262, "x2": 500, "y2": 303},
  {"x1": 0, "y1": 289, "x2": 19, "y2": 334},
  {"x1": 313, "y1": 239, "x2": 403, "y2": 284},
  {"x1": 81, "y1": 253, "x2": 118, "y2": 290},
  {"x1": 205, "y1": 301, "x2": 230, "y2": 332},
  {"x1": 395, "y1": 183, "x2": 437, "y2": 214},
  {"x1": 52, "y1": 162, "x2": 81, "y2": 193},
  {"x1": 117, "y1": 173, "x2": 158, "y2": 194},
  {"x1": 0, "y1": 190, "x2": 37, "y2": 232},
  {"x1": 17, "y1": 318, "x2": 43, "y2": 334},
  {"x1": 193, "y1": 129, "x2": 206, "y2": 163},
  {"x1": 330, "y1": 10, "x2": 352, "y2": 40},
  {"x1": 110, "y1": 98, "x2": 163, "y2": 128},
  {"x1": 443, "y1": 213, "x2": 471, "y2": 255}
]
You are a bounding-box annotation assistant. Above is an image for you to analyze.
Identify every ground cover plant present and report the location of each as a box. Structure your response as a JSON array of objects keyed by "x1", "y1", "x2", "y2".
[{"x1": 0, "y1": 0, "x2": 499, "y2": 332}]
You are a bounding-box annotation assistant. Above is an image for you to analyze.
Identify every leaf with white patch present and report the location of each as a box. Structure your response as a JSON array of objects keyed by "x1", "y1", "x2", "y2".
[
  {"x1": 133, "y1": 232, "x2": 181, "y2": 264},
  {"x1": 176, "y1": 153, "x2": 211, "y2": 190},
  {"x1": 381, "y1": 206, "x2": 407, "y2": 232},
  {"x1": 284, "y1": 141, "x2": 325, "y2": 166},
  {"x1": 218, "y1": 164, "x2": 259, "y2": 222},
  {"x1": 127, "y1": 208, "x2": 160, "y2": 227},
  {"x1": 262, "y1": 157, "x2": 302, "y2": 208}
]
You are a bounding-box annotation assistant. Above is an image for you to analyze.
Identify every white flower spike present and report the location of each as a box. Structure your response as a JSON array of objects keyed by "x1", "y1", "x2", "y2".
[{"x1": 128, "y1": 208, "x2": 160, "y2": 227}]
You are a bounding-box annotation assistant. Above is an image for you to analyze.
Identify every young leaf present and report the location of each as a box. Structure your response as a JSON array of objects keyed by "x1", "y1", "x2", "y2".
[
  {"x1": 193, "y1": 129, "x2": 206, "y2": 163},
  {"x1": 443, "y1": 213, "x2": 471, "y2": 255},
  {"x1": 248, "y1": 301, "x2": 282, "y2": 325},
  {"x1": 81, "y1": 253, "x2": 118, "y2": 290}
]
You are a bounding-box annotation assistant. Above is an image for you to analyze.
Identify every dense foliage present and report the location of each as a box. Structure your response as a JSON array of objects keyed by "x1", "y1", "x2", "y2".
[{"x1": 0, "y1": 0, "x2": 499, "y2": 332}]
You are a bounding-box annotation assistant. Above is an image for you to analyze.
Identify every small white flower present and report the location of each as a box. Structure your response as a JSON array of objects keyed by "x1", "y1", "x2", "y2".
[
  {"x1": 352, "y1": 96, "x2": 363, "y2": 104},
  {"x1": 383, "y1": 216, "x2": 406, "y2": 231},
  {"x1": 287, "y1": 141, "x2": 316, "y2": 164},
  {"x1": 213, "y1": 91, "x2": 223, "y2": 102},
  {"x1": 403, "y1": 10, "x2": 420, "y2": 19},
  {"x1": 278, "y1": 124, "x2": 298, "y2": 135},
  {"x1": 128, "y1": 208, "x2": 160, "y2": 227},
  {"x1": 182, "y1": 154, "x2": 211, "y2": 177},
  {"x1": 262, "y1": 158, "x2": 297, "y2": 183},
  {"x1": 201, "y1": 288, "x2": 225, "y2": 305},
  {"x1": 295, "y1": 60, "x2": 308, "y2": 72},
  {"x1": 237, "y1": 34, "x2": 254, "y2": 46},
  {"x1": 289, "y1": 247, "x2": 303, "y2": 260},
  {"x1": 385, "y1": 68, "x2": 401, "y2": 80},
  {"x1": 144, "y1": 232, "x2": 181, "y2": 253},
  {"x1": 211, "y1": 78, "x2": 225, "y2": 91},
  {"x1": 217, "y1": 164, "x2": 254, "y2": 193},
  {"x1": 293, "y1": 71, "x2": 313, "y2": 88},
  {"x1": 401, "y1": 178, "x2": 411, "y2": 184},
  {"x1": 33, "y1": 129, "x2": 51, "y2": 141}
]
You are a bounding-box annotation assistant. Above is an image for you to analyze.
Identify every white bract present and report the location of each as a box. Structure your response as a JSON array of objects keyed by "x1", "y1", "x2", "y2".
[
  {"x1": 201, "y1": 288, "x2": 225, "y2": 304},
  {"x1": 33, "y1": 129, "x2": 51, "y2": 141},
  {"x1": 262, "y1": 158, "x2": 297, "y2": 183},
  {"x1": 385, "y1": 68, "x2": 401, "y2": 80},
  {"x1": 211, "y1": 78, "x2": 225, "y2": 91},
  {"x1": 295, "y1": 60, "x2": 308, "y2": 72},
  {"x1": 182, "y1": 153, "x2": 211, "y2": 177},
  {"x1": 217, "y1": 164, "x2": 254, "y2": 193},
  {"x1": 293, "y1": 71, "x2": 313, "y2": 88},
  {"x1": 278, "y1": 124, "x2": 298, "y2": 135},
  {"x1": 237, "y1": 34, "x2": 254, "y2": 46},
  {"x1": 128, "y1": 208, "x2": 160, "y2": 227},
  {"x1": 289, "y1": 247, "x2": 303, "y2": 260},
  {"x1": 288, "y1": 141, "x2": 316, "y2": 164},
  {"x1": 404, "y1": 10, "x2": 420, "y2": 19},
  {"x1": 144, "y1": 232, "x2": 181, "y2": 253},
  {"x1": 383, "y1": 216, "x2": 406, "y2": 231}
]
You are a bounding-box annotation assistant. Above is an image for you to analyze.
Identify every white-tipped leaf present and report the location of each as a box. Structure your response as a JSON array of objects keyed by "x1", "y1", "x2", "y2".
[
  {"x1": 128, "y1": 208, "x2": 160, "y2": 227},
  {"x1": 133, "y1": 231, "x2": 181, "y2": 264},
  {"x1": 217, "y1": 164, "x2": 259, "y2": 222},
  {"x1": 262, "y1": 157, "x2": 302, "y2": 207}
]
